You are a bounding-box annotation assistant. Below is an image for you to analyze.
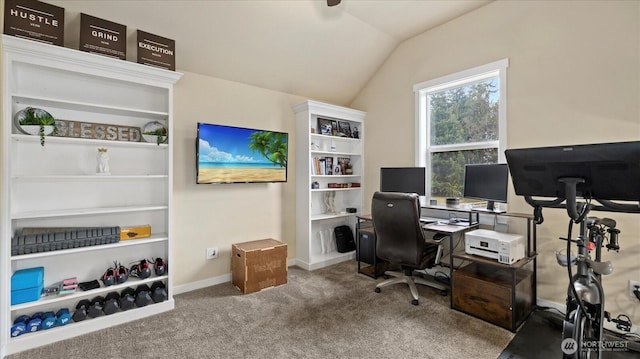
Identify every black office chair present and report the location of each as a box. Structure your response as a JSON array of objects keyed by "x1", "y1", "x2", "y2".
[{"x1": 371, "y1": 191, "x2": 447, "y2": 305}]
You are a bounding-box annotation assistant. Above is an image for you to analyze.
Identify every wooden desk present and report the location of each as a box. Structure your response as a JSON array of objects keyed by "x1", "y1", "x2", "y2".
[
  {"x1": 358, "y1": 210, "x2": 537, "y2": 332},
  {"x1": 355, "y1": 214, "x2": 478, "y2": 287}
]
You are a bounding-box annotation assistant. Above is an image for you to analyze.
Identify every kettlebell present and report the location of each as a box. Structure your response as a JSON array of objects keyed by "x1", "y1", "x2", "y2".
[
  {"x1": 119, "y1": 287, "x2": 136, "y2": 311},
  {"x1": 150, "y1": 281, "x2": 168, "y2": 303},
  {"x1": 72, "y1": 299, "x2": 91, "y2": 322},
  {"x1": 88, "y1": 296, "x2": 105, "y2": 318},
  {"x1": 103, "y1": 292, "x2": 120, "y2": 315},
  {"x1": 134, "y1": 284, "x2": 152, "y2": 307}
]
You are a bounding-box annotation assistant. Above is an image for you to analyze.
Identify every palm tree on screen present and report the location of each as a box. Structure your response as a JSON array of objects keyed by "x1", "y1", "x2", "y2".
[{"x1": 248, "y1": 131, "x2": 287, "y2": 168}]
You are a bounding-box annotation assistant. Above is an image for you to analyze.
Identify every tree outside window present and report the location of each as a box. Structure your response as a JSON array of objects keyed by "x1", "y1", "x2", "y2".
[{"x1": 414, "y1": 59, "x2": 508, "y2": 204}]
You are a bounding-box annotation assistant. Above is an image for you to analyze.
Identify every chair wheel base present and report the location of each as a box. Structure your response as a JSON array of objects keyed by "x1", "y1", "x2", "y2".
[
  {"x1": 374, "y1": 287, "x2": 381, "y2": 293},
  {"x1": 411, "y1": 299, "x2": 419, "y2": 305}
]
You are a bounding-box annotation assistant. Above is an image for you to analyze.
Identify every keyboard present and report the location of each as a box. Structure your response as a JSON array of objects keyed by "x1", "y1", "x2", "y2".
[{"x1": 420, "y1": 218, "x2": 437, "y2": 224}]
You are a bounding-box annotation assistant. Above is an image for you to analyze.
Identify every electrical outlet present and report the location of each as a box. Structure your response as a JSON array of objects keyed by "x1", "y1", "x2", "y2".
[
  {"x1": 206, "y1": 247, "x2": 218, "y2": 260},
  {"x1": 628, "y1": 280, "x2": 640, "y2": 299}
]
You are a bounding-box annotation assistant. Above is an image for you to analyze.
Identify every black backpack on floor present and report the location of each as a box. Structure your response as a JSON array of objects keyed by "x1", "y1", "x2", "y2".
[{"x1": 334, "y1": 225, "x2": 356, "y2": 253}]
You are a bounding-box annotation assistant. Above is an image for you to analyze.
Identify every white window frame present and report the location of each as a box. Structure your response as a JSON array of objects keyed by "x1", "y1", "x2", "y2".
[{"x1": 413, "y1": 58, "x2": 509, "y2": 201}]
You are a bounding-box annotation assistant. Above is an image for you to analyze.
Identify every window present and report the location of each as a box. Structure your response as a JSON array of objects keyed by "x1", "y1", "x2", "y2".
[{"x1": 414, "y1": 59, "x2": 508, "y2": 203}]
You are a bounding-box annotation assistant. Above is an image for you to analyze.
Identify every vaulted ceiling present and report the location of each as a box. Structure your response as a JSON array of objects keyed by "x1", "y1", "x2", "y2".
[{"x1": 48, "y1": 0, "x2": 492, "y2": 105}]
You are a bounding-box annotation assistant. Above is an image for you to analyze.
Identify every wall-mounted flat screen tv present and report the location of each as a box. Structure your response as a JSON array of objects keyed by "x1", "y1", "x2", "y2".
[{"x1": 197, "y1": 122, "x2": 288, "y2": 184}]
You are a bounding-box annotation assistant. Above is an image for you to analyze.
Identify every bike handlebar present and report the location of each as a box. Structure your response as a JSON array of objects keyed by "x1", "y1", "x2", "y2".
[
  {"x1": 521, "y1": 176, "x2": 640, "y2": 226},
  {"x1": 525, "y1": 196, "x2": 640, "y2": 214}
]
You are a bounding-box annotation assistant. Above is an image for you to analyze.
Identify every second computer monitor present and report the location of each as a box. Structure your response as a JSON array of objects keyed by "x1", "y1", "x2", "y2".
[
  {"x1": 380, "y1": 167, "x2": 426, "y2": 196},
  {"x1": 463, "y1": 163, "x2": 509, "y2": 211}
]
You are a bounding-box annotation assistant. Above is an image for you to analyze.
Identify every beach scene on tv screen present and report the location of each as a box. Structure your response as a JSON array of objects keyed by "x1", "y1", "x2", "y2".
[{"x1": 198, "y1": 124, "x2": 288, "y2": 183}]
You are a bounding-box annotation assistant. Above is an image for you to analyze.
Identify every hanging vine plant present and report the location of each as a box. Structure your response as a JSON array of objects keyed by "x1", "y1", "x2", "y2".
[{"x1": 14, "y1": 107, "x2": 59, "y2": 146}]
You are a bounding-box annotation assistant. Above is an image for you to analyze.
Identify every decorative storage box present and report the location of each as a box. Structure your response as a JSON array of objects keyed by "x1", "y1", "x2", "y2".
[
  {"x1": 120, "y1": 225, "x2": 151, "y2": 240},
  {"x1": 232, "y1": 239, "x2": 287, "y2": 294},
  {"x1": 11, "y1": 267, "x2": 44, "y2": 305}
]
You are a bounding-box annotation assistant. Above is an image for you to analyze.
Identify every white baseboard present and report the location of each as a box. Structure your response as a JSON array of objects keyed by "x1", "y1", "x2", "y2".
[
  {"x1": 173, "y1": 259, "x2": 302, "y2": 295},
  {"x1": 173, "y1": 273, "x2": 232, "y2": 295}
]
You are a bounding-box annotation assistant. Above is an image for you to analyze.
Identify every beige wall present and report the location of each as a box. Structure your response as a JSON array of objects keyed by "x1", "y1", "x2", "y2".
[
  {"x1": 0, "y1": 3, "x2": 302, "y2": 290},
  {"x1": 351, "y1": 0, "x2": 640, "y2": 321},
  {"x1": 2, "y1": 0, "x2": 639, "y2": 322},
  {"x1": 172, "y1": 72, "x2": 304, "y2": 288}
]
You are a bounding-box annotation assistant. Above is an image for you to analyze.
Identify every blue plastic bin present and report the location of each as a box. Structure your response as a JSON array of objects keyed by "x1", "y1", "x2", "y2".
[{"x1": 11, "y1": 267, "x2": 44, "y2": 305}]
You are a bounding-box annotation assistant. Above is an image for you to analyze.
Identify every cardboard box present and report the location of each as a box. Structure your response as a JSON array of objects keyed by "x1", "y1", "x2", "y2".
[
  {"x1": 120, "y1": 225, "x2": 151, "y2": 240},
  {"x1": 11, "y1": 267, "x2": 44, "y2": 305},
  {"x1": 232, "y1": 239, "x2": 287, "y2": 294}
]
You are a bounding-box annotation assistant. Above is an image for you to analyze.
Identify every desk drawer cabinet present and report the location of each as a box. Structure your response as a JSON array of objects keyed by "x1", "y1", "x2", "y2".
[{"x1": 453, "y1": 262, "x2": 533, "y2": 331}]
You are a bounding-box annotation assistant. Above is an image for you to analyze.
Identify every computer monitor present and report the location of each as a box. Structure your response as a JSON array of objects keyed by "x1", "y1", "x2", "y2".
[
  {"x1": 505, "y1": 141, "x2": 640, "y2": 201},
  {"x1": 380, "y1": 167, "x2": 426, "y2": 196},
  {"x1": 463, "y1": 163, "x2": 509, "y2": 211}
]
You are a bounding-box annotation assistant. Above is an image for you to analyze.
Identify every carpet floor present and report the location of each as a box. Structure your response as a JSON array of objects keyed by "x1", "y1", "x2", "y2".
[{"x1": 8, "y1": 261, "x2": 517, "y2": 359}]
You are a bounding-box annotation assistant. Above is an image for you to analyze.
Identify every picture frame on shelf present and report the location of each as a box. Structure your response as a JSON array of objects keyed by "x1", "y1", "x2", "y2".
[
  {"x1": 317, "y1": 118, "x2": 333, "y2": 135},
  {"x1": 338, "y1": 121, "x2": 351, "y2": 137},
  {"x1": 337, "y1": 157, "x2": 351, "y2": 175}
]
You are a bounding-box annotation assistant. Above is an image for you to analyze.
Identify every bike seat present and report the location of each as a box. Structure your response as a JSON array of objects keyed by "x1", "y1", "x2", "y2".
[{"x1": 588, "y1": 259, "x2": 613, "y2": 275}]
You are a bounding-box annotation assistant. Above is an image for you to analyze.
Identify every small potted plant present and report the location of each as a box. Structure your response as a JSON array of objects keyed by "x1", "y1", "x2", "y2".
[
  {"x1": 445, "y1": 180, "x2": 462, "y2": 206},
  {"x1": 14, "y1": 107, "x2": 59, "y2": 146},
  {"x1": 142, "y1": 120, "x2": 168, "y2": 145}
]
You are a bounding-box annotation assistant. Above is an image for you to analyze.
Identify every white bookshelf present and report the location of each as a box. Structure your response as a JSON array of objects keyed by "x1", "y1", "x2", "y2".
[
  {"x1": 1, "y1": 35, "x2": 181, "y2": 356},
  {"x1": 293, "y1": 100, "x2": 365, "y2": 270}
]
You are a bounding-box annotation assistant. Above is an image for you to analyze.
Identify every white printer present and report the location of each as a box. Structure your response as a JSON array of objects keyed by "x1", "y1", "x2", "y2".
[{"x1": 464, "y1": 229, "x2": 525, "y2": 264}]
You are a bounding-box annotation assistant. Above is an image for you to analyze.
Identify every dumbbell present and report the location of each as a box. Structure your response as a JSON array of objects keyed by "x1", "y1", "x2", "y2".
[
  {"x1": 135, "y1": 284, "x2": 152, "y2": 307},
  {"x1": 103, "y1": 292, "x2": 120, "y2": 315},
  {"x1": 88, "y1": 296, "x2": 105, "y2": 318},
  {"x1": 26, "y1": 312, "x2": 43, "y2": 332},
  {"x1": 56, "y1": 308, "x2": 71, "y2": 326},
  {"x1": 119, "y1": 287, "x2": 136, "y2": 311},
  {"x1": 11, "y1": 315, "x2": 30, "y2": 337},
  {"x1": 41, "y1": 311, "x2": 56, "y2": 330},
  {"x1": 72, "y1": 299, "x2": 91, "y2": 322},
  {"x1": 150, "y1": 281, "x2": 168, "y2": 303}
]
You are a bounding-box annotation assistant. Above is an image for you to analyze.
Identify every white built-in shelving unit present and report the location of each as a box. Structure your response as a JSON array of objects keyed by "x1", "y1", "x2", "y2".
[
  {"x1": 0, "y1": 35, "x2": 181, "y2": 356},
  {"x1": 293, "y1": 100, "x2": 365, "y2": 270}
]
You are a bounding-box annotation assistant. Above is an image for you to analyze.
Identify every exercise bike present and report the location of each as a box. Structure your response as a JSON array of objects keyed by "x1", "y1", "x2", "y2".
[
  {"x1": 555, "y1": 200, "x2": 620, "y2": 358},
  {"x1": 527, "y1": 180, "x2": 635, "y2": 359},
  {"x1": 504, "y1": 141, "x2": 640, "y2": 359}
]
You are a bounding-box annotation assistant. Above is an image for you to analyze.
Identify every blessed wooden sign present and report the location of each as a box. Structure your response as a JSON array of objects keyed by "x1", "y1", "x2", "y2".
[{"x1": 54, "y1": 119, "x2": 142, "y2": 142}]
